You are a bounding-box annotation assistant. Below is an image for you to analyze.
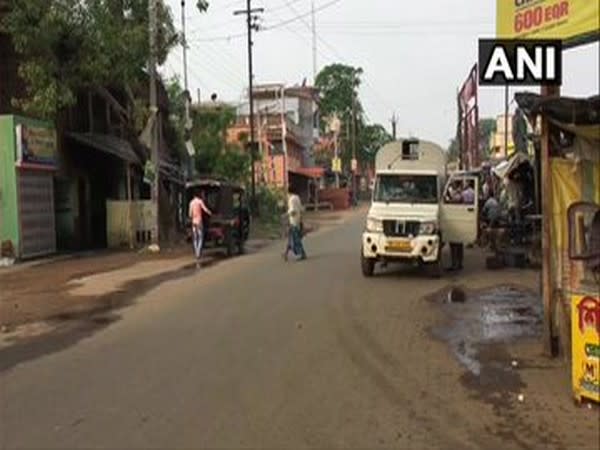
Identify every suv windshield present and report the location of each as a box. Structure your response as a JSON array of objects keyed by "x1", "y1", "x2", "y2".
[{"x1": 374, "y1": 174, "x2": 438, "y2": 204}]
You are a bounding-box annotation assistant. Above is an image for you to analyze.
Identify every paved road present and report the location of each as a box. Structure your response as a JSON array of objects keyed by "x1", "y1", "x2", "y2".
[{"x1": 0, "y1": 213, "x2": 592, "y2": 449}]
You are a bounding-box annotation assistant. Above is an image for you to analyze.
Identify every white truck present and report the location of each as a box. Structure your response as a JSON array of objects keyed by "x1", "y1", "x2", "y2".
[{"x1": 361, "y1": 138, "x2": 480, "y2": 277}]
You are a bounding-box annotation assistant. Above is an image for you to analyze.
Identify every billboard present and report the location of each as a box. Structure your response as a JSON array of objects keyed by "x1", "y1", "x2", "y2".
[
  {"x1": 497, "y1": 0, "x2": 600, "y2": 47},
  {"x1": 15, "y1": 122, "x2": 57, "y2": 168}
]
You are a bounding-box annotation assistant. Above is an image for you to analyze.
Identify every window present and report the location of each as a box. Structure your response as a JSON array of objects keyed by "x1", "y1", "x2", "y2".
[
  {"x1": 443, "y1": 177, "x2": 477, "y2": 205},
  {"x1": 401, "y1": 140, "x2": 419, "y2": 160},
  {"x1": 374, "y1": 174, "x2": 438, "y2": 204}
]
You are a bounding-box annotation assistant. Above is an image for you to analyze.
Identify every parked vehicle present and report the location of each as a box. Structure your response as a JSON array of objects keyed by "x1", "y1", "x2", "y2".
[
  {"x1": 184, "y1": 178, "x2": 250, "y2": 257},
  {"x1": 361, "y1": 138, "x2": 479, "y2": 277}
]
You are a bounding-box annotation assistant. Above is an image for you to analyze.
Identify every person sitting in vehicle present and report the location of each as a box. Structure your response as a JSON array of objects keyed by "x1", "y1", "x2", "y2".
[
  {"x1": 461, "y1": 180, "x2": 475, "y2": 204},
  {"x1": 445, "y1": 180, "x2": 463, "y2": 203}
]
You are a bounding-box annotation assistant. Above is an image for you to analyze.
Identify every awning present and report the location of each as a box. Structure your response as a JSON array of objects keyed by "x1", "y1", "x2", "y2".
[
  {"x1": 515, "y1": 93, "x2": 600, "y2": 143},
  {"x1": 68, "y1": 132, "x2": 141, "y2": 165},
  {"x1": 492, "y1": 152, "x2": 530, "y2": 179},
  {"x1": 289, "y1": 167, "x2": 325, "y2": 179}
]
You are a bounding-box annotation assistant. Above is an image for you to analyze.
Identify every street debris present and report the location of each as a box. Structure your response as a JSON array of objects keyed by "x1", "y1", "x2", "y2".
[
  {"x1": 446, "y1": 286, "x2": 466, "y2": 303},
  {"x1": 148, "y1": 244, "x2": 160, "y2": 253},
  {"x1": 518, "y1": 394, "x2": 525, "y2": 402},
  {"x1": 0, "y1": 257, "x2": 15, "y2": 267}
]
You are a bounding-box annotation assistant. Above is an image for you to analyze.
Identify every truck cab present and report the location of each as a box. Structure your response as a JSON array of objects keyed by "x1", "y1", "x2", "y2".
[{"x1": 361, "y1": 138, "x2": 479, "y2": 277}]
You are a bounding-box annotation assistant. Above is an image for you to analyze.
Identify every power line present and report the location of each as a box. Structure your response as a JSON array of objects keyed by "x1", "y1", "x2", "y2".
[
  {"x1": 188, "y1": 0, "x2": 343, "y2": 42},
  {"x1": 263, "y1": 0, "x2": 342, "y2": 31},
  {"x1": 273, "y1": 0, "x2": 388, "y2": 121},
  {"x1": 187, "y1": 43, "x2": 246, "y2": 87}
]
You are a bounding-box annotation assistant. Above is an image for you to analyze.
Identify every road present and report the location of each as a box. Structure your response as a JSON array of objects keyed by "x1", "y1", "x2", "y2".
[{"x1": 0, "y1": 212, "x2": 597, "y2": 449}]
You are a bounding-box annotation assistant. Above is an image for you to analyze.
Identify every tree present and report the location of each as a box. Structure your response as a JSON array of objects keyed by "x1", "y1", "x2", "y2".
[
  {"x1": 315, "y1": 63, "x2": 363, "y2": 131},
  {"x1": 447, "y1": 137, "x2": 460, "y2": 162},
  {"x1": 2, "y1": 0, "x2": 179, "y2": 119},
  {"x1": 213, "y1": 150, "x2": 250, "y2": 184},
  {"x1": 478, "y1": 117, "x2": 497, "y2": 158},
  {"x1": 359, "y1": 124, "x2": 392, "y2": 162}
]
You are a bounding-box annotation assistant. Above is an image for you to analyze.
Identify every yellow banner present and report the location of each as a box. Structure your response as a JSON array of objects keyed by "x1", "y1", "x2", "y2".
[
  {"x1": 572, "y1": 295, "x2": 600, "y2": 403},
  {"x1": 497, "y1": 0, "x2": 600, "y2": 45}
]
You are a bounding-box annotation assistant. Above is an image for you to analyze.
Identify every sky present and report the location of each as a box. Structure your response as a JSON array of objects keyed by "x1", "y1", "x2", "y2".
[{"x1": 161, "y1": 0, "x2": 600, "y2": 147}]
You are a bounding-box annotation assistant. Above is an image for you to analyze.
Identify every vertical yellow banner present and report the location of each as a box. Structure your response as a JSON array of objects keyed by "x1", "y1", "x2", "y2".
[{"x1": 572, "y1": 295, "x2": 600, "y2": 403}]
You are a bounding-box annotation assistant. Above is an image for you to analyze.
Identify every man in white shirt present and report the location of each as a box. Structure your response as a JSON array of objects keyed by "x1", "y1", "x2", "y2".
[{"x1": 283, "y1": 187, "x2": 307, "y2": 261}]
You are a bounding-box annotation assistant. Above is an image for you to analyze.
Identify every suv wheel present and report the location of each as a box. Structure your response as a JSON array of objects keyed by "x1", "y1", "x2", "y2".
[{"x1": 361, "y1": 252, "x2": 375, "y2": 277}]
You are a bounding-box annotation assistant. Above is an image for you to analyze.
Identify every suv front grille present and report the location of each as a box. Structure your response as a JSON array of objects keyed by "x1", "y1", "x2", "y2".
[{"x1": 383, "y1": 220, "x2": 420, "y2": 237}]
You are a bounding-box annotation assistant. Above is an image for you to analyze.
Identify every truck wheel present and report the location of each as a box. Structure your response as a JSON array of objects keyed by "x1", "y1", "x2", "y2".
[{"x1": 361, "y1": 253, "x2": 375, "y2": 277}]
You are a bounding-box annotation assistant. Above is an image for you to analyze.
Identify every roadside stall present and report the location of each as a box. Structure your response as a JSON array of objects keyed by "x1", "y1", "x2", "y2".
[
  {"x1": 481, "y1": 151, "x2": 540, "y2": 268},
  {"x1": 517, "y1": 93, "x2": 600, "y2": 404}
]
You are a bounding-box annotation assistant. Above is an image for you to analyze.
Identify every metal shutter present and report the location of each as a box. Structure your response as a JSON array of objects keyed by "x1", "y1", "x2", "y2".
[{"x1": 18, "y1": 170, "x2": 56, "y2": 258}]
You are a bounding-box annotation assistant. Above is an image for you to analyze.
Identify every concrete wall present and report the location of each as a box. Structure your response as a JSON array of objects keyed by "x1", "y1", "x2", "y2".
[{"x1": 106, "y1": 200, "x2": 156, "y2": 248}]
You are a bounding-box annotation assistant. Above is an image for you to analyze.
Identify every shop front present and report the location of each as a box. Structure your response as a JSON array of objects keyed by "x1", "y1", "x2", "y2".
[{"x1": 0, "y1": 115, "x2": 57, "y2": 259}]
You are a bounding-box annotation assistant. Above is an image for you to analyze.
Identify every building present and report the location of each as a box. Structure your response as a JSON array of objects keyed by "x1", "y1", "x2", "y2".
[
  {"x1": 0, "y1": 8, "x2": 184, "y2": 257},
  {"x1": 489, "y1": 114, "x2": 515, "y2": 160},
  {"x1": 0, "y1": 115, "x2": 58, "y2": 259},
  {"x1": 228, "y1": 83, "x2": 323, "y2": 200}
]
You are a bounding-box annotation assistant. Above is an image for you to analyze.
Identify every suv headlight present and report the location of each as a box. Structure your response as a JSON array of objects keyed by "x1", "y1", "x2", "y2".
[
  {"x1": 419, "y1": 221, "x2": 438, "y2": 235},
  {"x1": 365, "y1": 216, "x2": 383, "y2": 233}
]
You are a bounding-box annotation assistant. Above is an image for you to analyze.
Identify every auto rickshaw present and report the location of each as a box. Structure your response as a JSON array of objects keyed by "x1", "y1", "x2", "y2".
[{"x1": 184, "y1": 178, "x2": 250, "y2": 257}]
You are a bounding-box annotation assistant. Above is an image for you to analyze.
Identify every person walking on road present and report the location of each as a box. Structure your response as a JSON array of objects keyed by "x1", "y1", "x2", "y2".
[
  {"x1": 283, "y1": 186, "x2": 307, "y2": 262},
  {"x1": 189, "y1": 191, "x2": 212, "y2": 265}
]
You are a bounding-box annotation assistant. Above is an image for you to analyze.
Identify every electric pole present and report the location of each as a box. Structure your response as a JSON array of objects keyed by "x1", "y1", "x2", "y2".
[
  {"x1": 351, "y1": 95, "x2": 357, "y2": 206},
  {"x1": 181, "y1": 0, "x2": 195, "y2": 177},
  {"x1": 148, "y1": 0, "x2": 160, "y2": 245},
  {"x1": 311, "y1": 0, "x2": 317, "y2": 83},
  {"x1": 234, "y1": 1, "x2": 263, "y2": 213},
  {"x1": 390, "y1": 113, "x2": 397, "y2": 140}
]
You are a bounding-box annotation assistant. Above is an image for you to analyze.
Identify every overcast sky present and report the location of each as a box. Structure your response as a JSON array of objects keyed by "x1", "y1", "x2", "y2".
[{"x1": 162, "y1": 0, "x2": 599, "y2": 146}]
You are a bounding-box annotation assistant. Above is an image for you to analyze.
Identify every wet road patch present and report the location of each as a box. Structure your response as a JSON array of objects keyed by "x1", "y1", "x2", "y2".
[{"x1": 430, "y1": 285, "x2": 542, "y2": 405}]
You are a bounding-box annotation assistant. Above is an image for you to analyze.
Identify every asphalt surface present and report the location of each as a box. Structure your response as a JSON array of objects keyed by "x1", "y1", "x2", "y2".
[{"x1": 0, "y1": 212, "x2": 596, "y2": 449}]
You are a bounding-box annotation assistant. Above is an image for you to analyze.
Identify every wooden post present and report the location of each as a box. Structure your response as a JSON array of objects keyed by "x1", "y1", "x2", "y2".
[{"x1": 541, "y1": 84, "x2": 560, "y2": 356}]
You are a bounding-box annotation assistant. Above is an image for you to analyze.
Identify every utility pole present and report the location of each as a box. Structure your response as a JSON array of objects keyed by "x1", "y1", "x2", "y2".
[
  {"x1": 311, "y1": 0, "x2": 317, "y2": 83},
  {"x1": 390, "y1": 113, "x2": 397, "y2": 140},
  {"x1": 280, "y1": 86, "x2": 289, "y2": 191},
  {"x1": 181, "y1": 0, "x2": 189, "y2": 97},
  {"x1": 504, "y1": 84, "x2": 509, "y2": 158},
  {"x1": 181, "y1": 0, "x2": 195, "y2": 178},
  {"x1": 148, "y1": 0, "x2": 160, "y2": 245},
  {"x1": 351, "y1": 95, "x2": 357, "y2": 206},
  {"x1": 235, "y1": 1, "x2": 263, "y2": 213}
]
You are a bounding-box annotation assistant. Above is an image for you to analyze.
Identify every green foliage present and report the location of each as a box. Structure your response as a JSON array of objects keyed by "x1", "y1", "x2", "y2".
[
  {"x1": 315, "y1": 63, "x2": 363, "y2": 131},
  {"x1": 478, "y1": 117, "x2": 497, "y2": 157},
  {"x1": 360, "y1": 124, "x2": 392, "y2": 162},
  {"x1": 213, "y1": 149, "x2": 251, "y2": 185},
  {"x1": 315, "y1": 63, "x2": 392, "y2": 170},
  {"x1": 2, "y1": 0, "x2": 179, "y2": 119},
  {"x1": 196, "y1": 0, "x2": 209, "y2": 12},
  {"x1": 447, "y1": 137, "x2": 459, "y2": 162},
  {"x1": 256, "y1": 185, "x2": 286, "y2": 223},
  {"x1": 191, "y1": 103, "x2": 237, "y2": 175}
]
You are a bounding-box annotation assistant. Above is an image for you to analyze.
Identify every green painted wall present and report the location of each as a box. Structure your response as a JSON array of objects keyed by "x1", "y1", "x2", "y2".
[{"x1": 0, "y1": 115, "x2": 19, "y2": 253}]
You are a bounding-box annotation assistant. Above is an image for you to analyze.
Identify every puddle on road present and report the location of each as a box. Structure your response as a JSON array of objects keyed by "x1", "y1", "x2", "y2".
[
  {"x1": 430, "y1": 285, "x2": 543, "y2": 415},
  {"x1": 431, "y1": 285, "x2": 542, "y2": 376}
]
